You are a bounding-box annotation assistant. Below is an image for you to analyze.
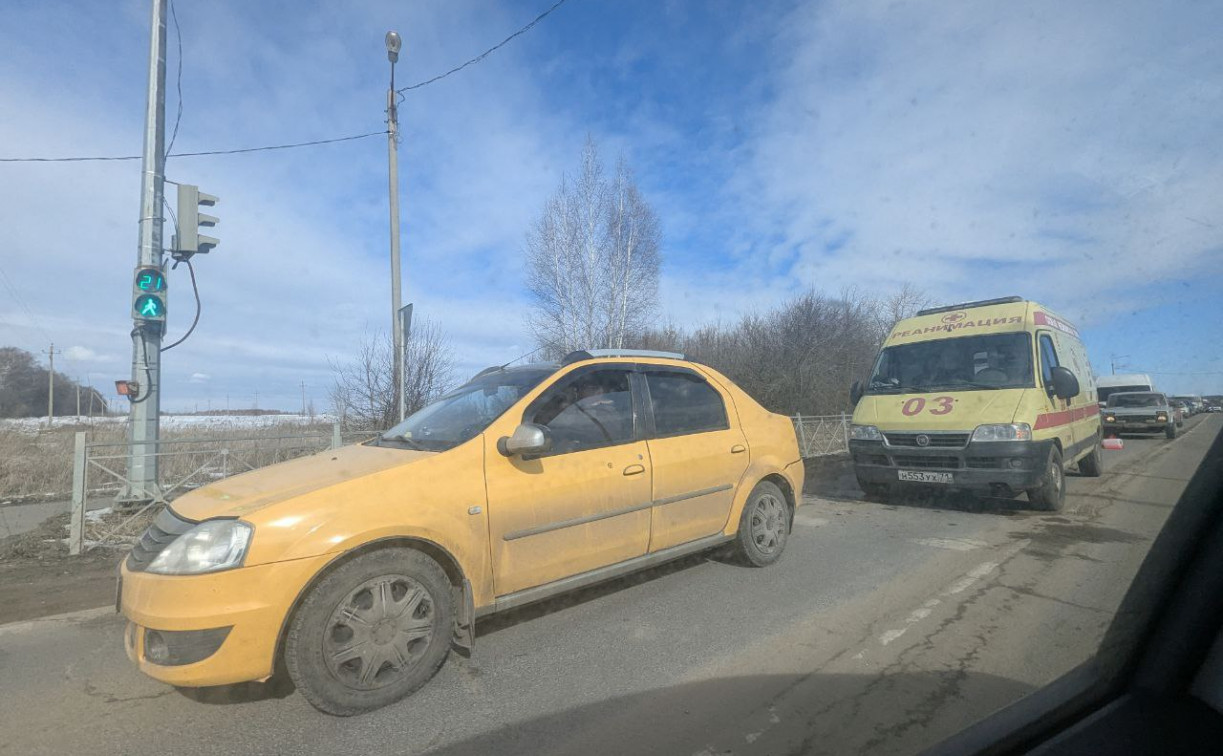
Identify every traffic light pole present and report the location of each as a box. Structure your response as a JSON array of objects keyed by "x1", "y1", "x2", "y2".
[{"x1": 119, "y1": 0, "x2": 167, "y2": 505}]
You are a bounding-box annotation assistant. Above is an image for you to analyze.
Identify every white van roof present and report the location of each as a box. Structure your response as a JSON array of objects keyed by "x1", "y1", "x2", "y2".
[{"x1": 1096, "y1": 373, "x2": 1155, "y2": 388}]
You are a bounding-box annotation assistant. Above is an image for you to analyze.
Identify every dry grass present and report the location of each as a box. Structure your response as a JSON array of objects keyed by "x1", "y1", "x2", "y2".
[{"x1": 0, "y1": 419, "x2": 372, "y2": 502}]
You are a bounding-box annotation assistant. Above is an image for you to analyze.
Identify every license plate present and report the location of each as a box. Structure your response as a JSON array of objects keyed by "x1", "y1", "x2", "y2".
[{"x1": 898, "y1": 470, "x2": 953, "y2": 484}]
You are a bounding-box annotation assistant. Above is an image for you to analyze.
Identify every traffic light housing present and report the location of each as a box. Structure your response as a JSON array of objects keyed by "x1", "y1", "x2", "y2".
[
  {"x1": 176, "y1": 183, "x2": 219, "y2": 260},
  {"x1": 132, "y1": 265, "x2": 167, "y2": 324}
]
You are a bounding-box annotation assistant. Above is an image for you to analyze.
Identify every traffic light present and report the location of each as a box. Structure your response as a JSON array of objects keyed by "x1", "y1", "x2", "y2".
[
  {"x1": 175, "y1": 183, "x2": 219, "y2": 260},
  {"x1": 132, "y1": 265, "x2": 167, "y2": 324}
]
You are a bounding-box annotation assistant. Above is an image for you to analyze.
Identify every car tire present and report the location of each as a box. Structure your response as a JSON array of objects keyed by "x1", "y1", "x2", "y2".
[
  {"x1": 1078, "y1": 442, "x2": 1104, "y2": 477},
  {"x1": 1027, "y1": 447, "x2": 1066, "y2": 511},
  {"x1": 284, "y1": 548, "x2": 454, "y2": 716},
  {"x1": 1166, "y1": 424, "x2": 1178, "y2": 440},
  {"x1": 730, "y1": 480, "x2": 791, "y2": 567}
]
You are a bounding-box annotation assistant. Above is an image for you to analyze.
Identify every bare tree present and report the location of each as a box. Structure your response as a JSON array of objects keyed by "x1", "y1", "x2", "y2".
[
  {"x1": 525, "y1": 138, "x2": 661, "y2": 356},
  {"x1": 328, "y1": 319, "x2": 456, "y2": 431},
  {"x1": 628, "y1": 286, "x2": 931, "y2": 416}
]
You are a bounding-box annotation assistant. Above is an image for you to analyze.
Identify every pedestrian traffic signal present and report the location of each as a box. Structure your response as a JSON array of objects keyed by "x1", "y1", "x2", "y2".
[
  {"x1": 132, "y1": 266, "x2": 167, "y2": 323},
  {"x1": 175, "y1": 183, "x2": 219, "y2": 259}
]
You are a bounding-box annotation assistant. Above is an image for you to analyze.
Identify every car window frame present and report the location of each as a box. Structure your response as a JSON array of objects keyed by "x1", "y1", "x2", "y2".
[
  {"x1": 520, "y1": 363, "x2": 643, "y2": 458},
  {"x1": 636, "y1": 364, "x2": 731, "y2": 440},
  {"x1": 1038, "y1": 331, "x2": 1060, "y2": 389}
]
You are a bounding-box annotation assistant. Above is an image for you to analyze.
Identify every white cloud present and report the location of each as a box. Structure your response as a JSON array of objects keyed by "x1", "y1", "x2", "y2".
[
  {"x1": 63, "y1": 346, "x2": 116, "y2": 363},
  {"x1": 719, "y1": 0, "x2": 1223, "y2": 315},
  {"x1": 189, "y1": 372, "x2": 210, "y2": 384}
]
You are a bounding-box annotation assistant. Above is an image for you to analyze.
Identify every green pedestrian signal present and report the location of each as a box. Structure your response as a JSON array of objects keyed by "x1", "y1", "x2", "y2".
[
  {"x1": 131, "y1": 265, "x2": 167, "y2": 324},
  {"x1": 134, "y1": 294, "x2": 165, "y2": 320}
]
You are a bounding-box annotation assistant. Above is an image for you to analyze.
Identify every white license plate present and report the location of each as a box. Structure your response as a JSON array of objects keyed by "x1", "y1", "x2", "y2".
[{"x1": 898, "y1": 470, "x2": 953, "y2": 484}]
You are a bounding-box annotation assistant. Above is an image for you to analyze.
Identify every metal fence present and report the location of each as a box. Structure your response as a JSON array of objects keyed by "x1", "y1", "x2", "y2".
[
  {"x1": 64, "y1": 415, "x2": 846, "y2": 555},
  {"x1": 791, "y1": 413, "x2": 852, "y2": 458},
  {"x1": 68, "y1": 423, "x2": 376, "y2": 555}
]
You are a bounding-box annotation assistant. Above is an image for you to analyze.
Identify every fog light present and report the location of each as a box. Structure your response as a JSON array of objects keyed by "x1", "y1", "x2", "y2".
[
  {"x1": 142, "y1": 626, "x2": 231, "y2": 666},
  {"x1": 145, "y1": 630, "x2": 169, "y2": 664},
  {"x1": 1009, "y1": 458, "x2": 1026, "y2": 469}
]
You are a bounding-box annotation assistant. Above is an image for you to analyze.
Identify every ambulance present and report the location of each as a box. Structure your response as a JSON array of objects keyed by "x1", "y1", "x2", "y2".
[{"x1": 848, "y1": 296, "x2": 1102, "y2": 510}]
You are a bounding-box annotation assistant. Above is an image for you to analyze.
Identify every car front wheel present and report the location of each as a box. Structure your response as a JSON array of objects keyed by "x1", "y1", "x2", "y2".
[
  {"x1": 284, "y1": 548, "x2": 454, "y2": 716},
  {"x1": 730, "y1": 480, "x2": 791, "y2": 567}
]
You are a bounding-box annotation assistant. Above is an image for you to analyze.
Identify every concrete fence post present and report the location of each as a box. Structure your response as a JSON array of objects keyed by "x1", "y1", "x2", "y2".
[
  {"x1": 332, "y1": 421, "x2": 343, "y2": 450},
  {"x1": 840, "y1": 411, "x2": 850, "y2": 453},
  {"x1": 795, "y1": 413, "x2": 807, "y2": 457},
  {"x1": 69, "y1": 431, "x2": 87, "y2": 556}
]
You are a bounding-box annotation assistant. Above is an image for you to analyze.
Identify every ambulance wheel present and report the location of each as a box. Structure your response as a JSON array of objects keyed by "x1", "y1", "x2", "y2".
[
  {"x1": 1078, "y1": 443, "x2": 1103, "y2": 477},
  {"x1": 1027, "y1": 447, "x2": 1065, "y2": 511}
]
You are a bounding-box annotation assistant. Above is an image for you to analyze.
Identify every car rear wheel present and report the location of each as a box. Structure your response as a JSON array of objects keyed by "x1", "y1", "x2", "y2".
[
  {"x1": 1078, "y1": 442, "x2": 1104, "y2": 477},
  {"x1": 730, "y1": 481, "x2": 790, "y2": 567},
  {"x1": 1027, "y1": 447, "x2": 1066, "y2": 511},
  {"x1": 284, "y1": 548, "x2": 454, "y2": 716}
]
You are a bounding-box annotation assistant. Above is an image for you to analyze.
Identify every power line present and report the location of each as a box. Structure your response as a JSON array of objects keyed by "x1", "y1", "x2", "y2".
[
  {"x1": 0, "y1": 260, "x2": 54, "y2": 344},
  {"x1": 165, "y1": 0, "x2": 184, "y2": 159},
  {"x1": 397, "y1": 0, "x2": 572, "y2": 93},
  {"x1": 0, "y1": 130, "x2": 387, "y2": 163}
]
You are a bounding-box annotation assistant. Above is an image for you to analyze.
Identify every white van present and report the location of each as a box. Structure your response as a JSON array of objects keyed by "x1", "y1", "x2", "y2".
[{"x1": 1096, "y1": 374, "x2": 1156, "y2": 406}]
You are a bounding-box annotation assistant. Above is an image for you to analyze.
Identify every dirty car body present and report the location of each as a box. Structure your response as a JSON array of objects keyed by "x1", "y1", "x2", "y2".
[{"x1": 119, "y1": 350, "x2": 802, "y2": 714}]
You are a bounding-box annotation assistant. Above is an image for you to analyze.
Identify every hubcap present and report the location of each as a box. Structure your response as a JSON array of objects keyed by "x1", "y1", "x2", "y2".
[
  {"x1": 750, "y1": 494, "x2": 786, "y2": 555},
  {"x1": 323, "y1": 575, "x2": 435, "y2": 690},
  {"x1": 1051, "y1": 462, "x2": 1062, "y2": 494}
]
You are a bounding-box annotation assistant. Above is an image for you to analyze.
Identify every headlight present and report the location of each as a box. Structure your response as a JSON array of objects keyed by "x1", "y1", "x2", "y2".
[
  {"x1": 971, "y1": 423, "x2": 1033, "y2": 442},
  {"x1": 1105, "y1": 414, "x2": 1116, "y2": 422},
  {"x1": 850, "y1": 424, "x2": 883, "y2": 441},
  {"x1": 147, "y1": 519, "x2": 253, "y2": 575},
  {"x1": 1156, "y1": 413, "x2": 1168, "y2": 422}
]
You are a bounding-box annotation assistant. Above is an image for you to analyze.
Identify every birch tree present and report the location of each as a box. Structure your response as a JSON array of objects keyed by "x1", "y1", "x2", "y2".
[{"x1": 525, "y1": 138, "x2": 661, "y2": 356}]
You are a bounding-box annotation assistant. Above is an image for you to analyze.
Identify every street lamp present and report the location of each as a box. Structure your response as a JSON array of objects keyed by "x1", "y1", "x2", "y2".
[
  {"x1": 385, "y1": 31, "x2": 401, "y2": 63},
  {"x1": 385, "y1": 30, "x2": 405, "y2": 423}
]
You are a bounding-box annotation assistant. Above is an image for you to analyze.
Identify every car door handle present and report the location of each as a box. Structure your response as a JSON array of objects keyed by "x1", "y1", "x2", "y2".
[
  {"x1": 730, "y1": 444, "x2": 746, "y2": 454},
  {"x1": 623, "y1": 464, "x2": 646, "y2": 476}
]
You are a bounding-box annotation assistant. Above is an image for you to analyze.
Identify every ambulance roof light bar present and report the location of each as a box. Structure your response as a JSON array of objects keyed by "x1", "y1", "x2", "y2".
[{"x1": 917, "y1": 296, "x2": 1024, "y2": 317}]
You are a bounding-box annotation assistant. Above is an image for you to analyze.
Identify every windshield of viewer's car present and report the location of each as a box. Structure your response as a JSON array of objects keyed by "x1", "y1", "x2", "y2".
[
  {"x1": 1108, "y1": 392, "x2": 1166, "y2": 408},
  {"x1": 867, "y1": 333, "x2": 1033, "y2": 393},
  {"x1": 377, "y1": 367, "x2": 553, "y2": 451}
]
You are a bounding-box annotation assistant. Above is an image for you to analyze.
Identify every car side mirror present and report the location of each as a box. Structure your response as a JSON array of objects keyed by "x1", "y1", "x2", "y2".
[
  {"x1": 497, "y1": 423, "x2": 552, "y2": 457},
  {"x1": 1049, "y1": 366, "x2": 1080, "y2": 400},
  {"x1": 850, "y1": 380, "x2": 865, "y2": 406}
]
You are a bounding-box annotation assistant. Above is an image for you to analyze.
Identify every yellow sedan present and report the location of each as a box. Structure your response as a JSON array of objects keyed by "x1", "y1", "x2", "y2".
[{"x1": 119, "y1": 349, "x2": 803, "y2": 715}]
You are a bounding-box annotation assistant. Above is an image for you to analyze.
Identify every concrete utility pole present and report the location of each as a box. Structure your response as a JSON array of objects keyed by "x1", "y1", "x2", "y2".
[
  {"x1": 119, "y1": 0, "x2": 168, "y2": 504},
  {"x1": 386, "y1": 30, "x2": 406, "y2": 423},
  {"x1": 301, "y1": 380, "x2": 307, "y2": 416},
  {"x1": 43, "y1": 343, "x2": 59, "y2": 427}
]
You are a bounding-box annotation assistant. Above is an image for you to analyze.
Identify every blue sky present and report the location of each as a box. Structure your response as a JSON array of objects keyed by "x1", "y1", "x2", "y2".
[{"x1": 0, "y1": 0, "x2": 1220, "y2": 412}]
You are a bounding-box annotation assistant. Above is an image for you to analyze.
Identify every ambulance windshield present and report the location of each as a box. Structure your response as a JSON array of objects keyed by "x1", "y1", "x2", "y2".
[{"x1": 867, "y1": 333, "x2": 1034, "y2": 393}]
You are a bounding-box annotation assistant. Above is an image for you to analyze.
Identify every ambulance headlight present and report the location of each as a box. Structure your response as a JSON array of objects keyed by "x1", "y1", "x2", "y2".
[
  {"x1": 971, "y1": 423, "x2": 1033, "y2": 442},
  {"x1": 850, "y1": 424, "x2": 883, "y2": 441}
]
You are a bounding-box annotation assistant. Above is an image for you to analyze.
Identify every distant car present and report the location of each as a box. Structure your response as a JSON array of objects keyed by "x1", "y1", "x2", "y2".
[
  {"x1": 1210, "y1": 405, "x2": 1222, "y2": 413},
  {"x1": 1102, "y1": 391, "x2": 1178, "y2": 439}
]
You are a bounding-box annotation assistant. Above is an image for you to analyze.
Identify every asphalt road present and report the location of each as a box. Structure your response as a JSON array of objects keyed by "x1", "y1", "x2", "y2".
[{"x1": 1, "y1": 414, "x2": 1218, "y2": 756}]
